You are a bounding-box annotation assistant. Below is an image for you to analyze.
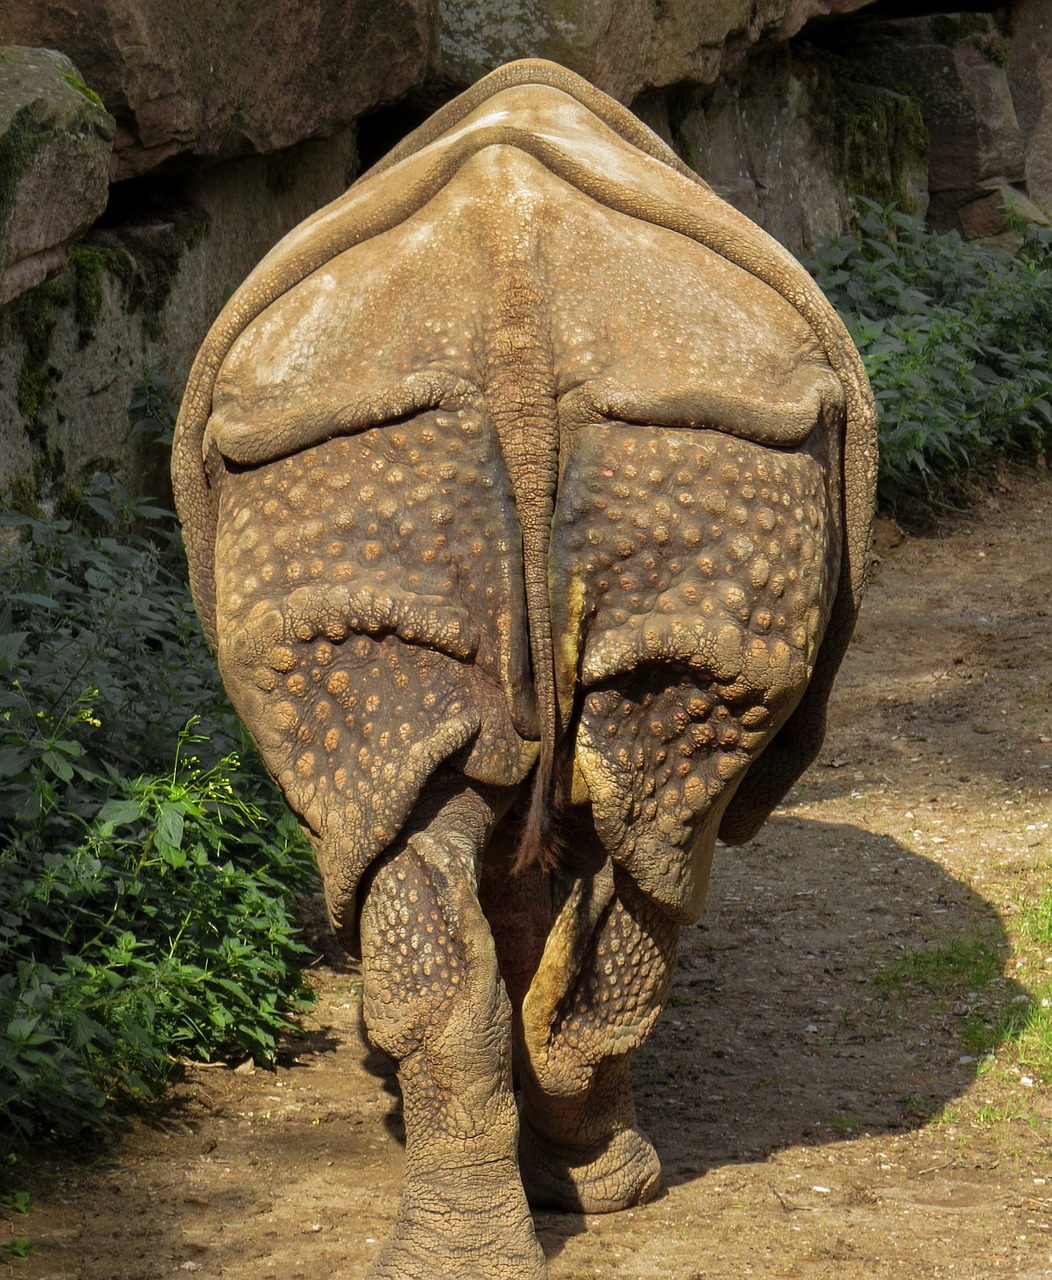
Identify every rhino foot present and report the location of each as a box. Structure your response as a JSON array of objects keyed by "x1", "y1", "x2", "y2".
[
  {"x1": 519, "y1": 1114, "x2": 662, "y2": 1214},
  {"x1": 366, "y1": 1171, "x2": 547, "y2": 1280}
]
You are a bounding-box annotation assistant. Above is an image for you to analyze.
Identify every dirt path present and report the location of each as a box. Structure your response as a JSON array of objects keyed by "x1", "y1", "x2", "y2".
[{"x1": 7, "y1": 470, "x2": 1052, "y2": 1280}]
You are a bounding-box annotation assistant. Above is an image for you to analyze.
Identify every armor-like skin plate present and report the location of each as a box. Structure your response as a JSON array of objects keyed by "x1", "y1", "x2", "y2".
[{"x1": 173, "y1": 58, "x2": 875, "y2": 1280}]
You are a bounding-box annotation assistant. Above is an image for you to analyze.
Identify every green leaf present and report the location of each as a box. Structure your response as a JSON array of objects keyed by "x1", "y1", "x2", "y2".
[
  {"x1": 41, "y1": 750, "x2": 74, "y2": 782},
  {"x1": 95, "y1": 798, "x2": 143, "y2": 831},
  {"x1": 0, "y1": 746, "x2": 29, "y2": 778},
  {"x1": 0, "y1": 469, "x2": 317, "y2": 1154},
  {"x1": 9, "y1": 592, "x2": 60, "y2": 609},
  {"x1": 0, "y1": 631, "x2": 28, "y2": 669},
  {"x1": 156, "y1": 804, "x2": 185, "y2": 853}
]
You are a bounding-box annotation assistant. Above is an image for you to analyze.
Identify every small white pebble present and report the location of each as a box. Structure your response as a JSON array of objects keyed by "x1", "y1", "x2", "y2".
[{"x1": 812, "y1": 1185, "x2": 831, "y2": 1194}]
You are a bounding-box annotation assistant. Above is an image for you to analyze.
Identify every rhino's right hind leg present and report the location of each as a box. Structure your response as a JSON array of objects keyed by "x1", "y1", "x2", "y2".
[
  {"x1": 518, "y1": 863, "x2": 679, "y2": 1213},
  {"x1": 358, "y1": 782, "x2": 546, "y2": 1280}
]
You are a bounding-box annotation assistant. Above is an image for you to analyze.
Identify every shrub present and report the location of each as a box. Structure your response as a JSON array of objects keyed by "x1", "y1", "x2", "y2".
[
  {"x1": 804, "y1": 200, "x2": 1052, "y2": 509},
  {"x1": 0, "y1": 476, "x2": 238, "y2": 797},
  {"x1": 0, "y1": 481, "x2": 317, "y2": 1158}
]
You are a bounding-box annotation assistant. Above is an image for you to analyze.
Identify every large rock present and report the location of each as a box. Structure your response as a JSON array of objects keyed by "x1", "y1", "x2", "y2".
[
  {"x1": 0, "y1": 126, "x2": 358, "y2": 498},
  {"x1": 848, "y1": 13, "x2": 1027, "y2": 235},
  {"x1": 438, "y1": 0, "x2": 878, "y2": 102},
  {"x1": 1009, "y1": 0, "x2": 1052, "y2": 216},
  {"x1": 0, "y1": 1, "x2": 438, "y2": 180},
  {"x1": 672, "y1": 46, "x2": 927, "y2": 254},
  {"x1": 0, "y1": 47, "x2": 114, "y2": 305},
  {"x1": 644, "y1": 0, "x2": 879, "y2": 94}
]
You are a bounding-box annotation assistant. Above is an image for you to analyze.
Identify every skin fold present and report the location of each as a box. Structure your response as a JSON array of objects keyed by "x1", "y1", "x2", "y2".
[{"x1": 172, "y1": 58, "x2": 876, "y2": 1280}]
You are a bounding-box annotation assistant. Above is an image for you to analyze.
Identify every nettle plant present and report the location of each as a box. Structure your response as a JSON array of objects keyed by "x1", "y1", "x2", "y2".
[
  {"x1": 0, "y1": 479, "x2": 317, "y2": 1156},
  {"x1": 804, "y1": 200, "x2": 1052, "y2": 509}
]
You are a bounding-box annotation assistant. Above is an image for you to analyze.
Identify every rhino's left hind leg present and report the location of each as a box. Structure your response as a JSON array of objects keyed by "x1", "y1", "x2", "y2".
[
  {"x1": 517, "y1": 859, "x2": 679, "y2": 1213},
  {"x1": 359, "y1": 781, "x2": 546, "y2": 1280}
]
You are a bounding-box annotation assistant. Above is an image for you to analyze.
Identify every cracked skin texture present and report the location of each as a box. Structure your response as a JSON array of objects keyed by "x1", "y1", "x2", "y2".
[{"x1": 172, "y1": 58, "x2": 875, "y2": 1280}]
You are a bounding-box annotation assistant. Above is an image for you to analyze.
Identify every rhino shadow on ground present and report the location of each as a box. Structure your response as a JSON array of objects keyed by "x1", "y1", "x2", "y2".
[
  {"x1": 345, "y1": 813, "x2": 1018, "y2": 1268},
  {"x1": 631, "y1": 814, "x2": 1019, "y2": 1188},
  {"x1": 357, "y1": 814, "x2": 1016, "y2": 1176}
]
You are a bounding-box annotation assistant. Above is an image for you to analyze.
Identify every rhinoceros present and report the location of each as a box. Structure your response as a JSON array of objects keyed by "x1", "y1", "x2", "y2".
[{"x1": 172, "y1": 57, "x2": 876, "y2": 1280}]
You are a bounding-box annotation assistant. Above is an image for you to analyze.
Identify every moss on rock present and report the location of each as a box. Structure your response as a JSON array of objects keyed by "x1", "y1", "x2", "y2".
[
  {"x1": 68, "y1": 244, "x2": 134, "y2": 346},
  {"x1": 929, "y1": 13, "x2": 1010, "y2": 68},
  {"x1": 0, "y1": 105, "x2": 52, "y2": 248},
  {"x1": 805, "y1": 48, "x2": 928, "y2": 214},
  {"x1": 59, "y1": 71, "x2": 106, "y2": 111},
  {"x1": 11, "y1": 273, "x2": 64, "y2": 476},
  {"x1": 7, "y1": 243, "x2": 137, "y2": 491},
  {"x1": 127, "y1": 206, "x2": 208, "y2": 339}
]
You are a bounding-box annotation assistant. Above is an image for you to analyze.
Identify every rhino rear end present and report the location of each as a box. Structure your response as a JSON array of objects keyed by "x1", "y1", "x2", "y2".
[{"x1": 172, "y1": 56, "x2": 876, "y2": 1280}]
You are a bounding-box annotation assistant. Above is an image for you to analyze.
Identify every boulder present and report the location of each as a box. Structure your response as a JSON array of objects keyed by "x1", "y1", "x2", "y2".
[
  {"x1": 644, "y1": 0, "x2": 877, "y2": 94},
  {"x1": 0, "y1": 125, "x2": 359, "y2": 498},
  {"x1": 438, "y1": 0, "x2": 878, "y2": 102},
  {"x1": 955, "y1": 180, "x2": 1050, "y2": 241},
  {"x1": 1009, "y1": 0, "x2": 1052, "y2": 216},
  {"x1": 0, "y1": 47, "x2": 114, "y2": 306},
  {"x1": 847, "y1": 13, "x2": 1027, "y2": 235},
  {"x1": 673, "y1": 47, "x2": 927, "y2": 254},
  {"x1": 0, "y1": 1, "x2": 438, "y2": 180}
]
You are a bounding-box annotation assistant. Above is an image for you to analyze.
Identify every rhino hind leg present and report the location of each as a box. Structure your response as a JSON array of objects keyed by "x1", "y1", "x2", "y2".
[
  {"x1": 518, "y1": 860, "x2": 678, "y2": 1213},
  {"x1": 359, "y1": 781, "x2": 546, "y2": 1280}
]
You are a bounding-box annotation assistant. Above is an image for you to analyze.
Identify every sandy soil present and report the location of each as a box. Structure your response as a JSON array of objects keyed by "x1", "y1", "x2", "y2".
[{"x1": 6, "y1": 469, "x2": 1051, "y2": 1280}]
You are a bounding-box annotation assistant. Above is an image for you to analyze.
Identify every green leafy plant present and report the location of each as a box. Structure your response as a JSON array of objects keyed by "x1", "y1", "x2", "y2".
[
  {"x1": 0, "y1": 479, "x2": 317, "y2": 1161},
  {"x1": 804, "y1": 200, "x2": 1052, "y2": 509},
  {"x1": 0, "y1": 1189, "x2": 32, "y2": 1258},
  {"x1": 0, "y1": 477, "x2": 234, "y2": 803},
  {"x1": 0, "y1": 729, "x2": 315, "y2": 1148},
  {"x1": 128, "y1": 369, "x2": 180, "y2": 450}
]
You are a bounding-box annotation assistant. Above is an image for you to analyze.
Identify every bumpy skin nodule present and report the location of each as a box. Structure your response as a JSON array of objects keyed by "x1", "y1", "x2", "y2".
[{"x1": 172, "y1": 58, "x2": 876, "y2": 1280}]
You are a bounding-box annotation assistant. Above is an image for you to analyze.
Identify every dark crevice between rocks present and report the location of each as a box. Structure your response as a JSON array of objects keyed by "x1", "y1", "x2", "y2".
[
  {"x1": 354, "y1": 100, "x2": 437, "y2": 175},
  {"x1": 91, "y1": 175, "x2": 209, "y2": 339},
  {"x1": 803, "y1": 1, "x2": 1010, "y2": 39}
]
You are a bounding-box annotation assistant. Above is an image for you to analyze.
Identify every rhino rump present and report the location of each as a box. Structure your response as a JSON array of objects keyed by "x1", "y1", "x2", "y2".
[{"x1": 171, "y1": 58, "x2": 877, "y2": 928}]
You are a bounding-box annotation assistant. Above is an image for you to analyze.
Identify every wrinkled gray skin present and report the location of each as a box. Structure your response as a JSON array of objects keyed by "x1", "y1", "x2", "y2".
[{"x1": 172, "y1": 58, "x2": 876, "y2": 1280}]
